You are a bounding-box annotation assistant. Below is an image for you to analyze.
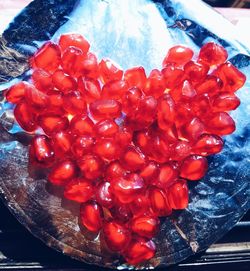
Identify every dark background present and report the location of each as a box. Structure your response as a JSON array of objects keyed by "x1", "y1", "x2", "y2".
[{"x1": 204, "y1": 0, "x2": 250, "y2": 7}]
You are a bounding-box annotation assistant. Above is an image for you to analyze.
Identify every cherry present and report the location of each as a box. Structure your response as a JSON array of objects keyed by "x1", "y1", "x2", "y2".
[
  {"x1": 59, "y1": 33, "x2": 90, "y2": 54},
  {"x1": 77, "y1": 154, "x2": 103, "y2": 180},
  {"x1": 37, "y1": 114, "x2": 69, "y2": 135},
  {"x1": 212, "y1": 92, "x2": 240, "y2": 112},
  {"x1": 95, "y1": 119, "x2": 119, "y2": 137},
  {"x1": 69, "y1": 115, "x2": 94, "y2": 136},
  {"x1": 95, "y1": 181, "x2": 114, "y2": 208},
  {"x1": 163, "y1": 45, "x2": 194, "y2": 66},
  {"x1": 121, "y1": 146, "x2": 147, "y2": 171},
  {"x1": 78, "y1": 77, "x2": 101, "y2": 103},
  {"x1": 167, "y1": 179, "x2": 189, "y2": 209},
  {"x1": 5, "y1": 82, "x2": 28, "y2": 104},
  {"x1": 124, "y1": 66, "x2": 146, "y2": 90},
  {"x1": 31, "y1": 69, "x2": 53, "y2": 93},
  {"x1": 63, "y1": 91, "x2": 87, "y2": 115},
  {"x1": 94, "y1": 138, "x2": 121, "y2": 161},
  {"x1": 52, "y1": 70, "x2": 77, "y2": 93},
  {"x1": 71, "y1": 135, "x2": 95, "y2": 158},
  {"x1": 99, "y1": 58, "x2": 123, "y2": 83}
]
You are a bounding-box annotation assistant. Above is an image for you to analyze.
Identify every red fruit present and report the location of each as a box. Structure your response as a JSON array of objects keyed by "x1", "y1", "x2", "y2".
[
  {"x1": 196, "y1": 75, "x2": 223, "y2": 95},
  {"x1": 122, "y1": 87, "x2": 143, "y2": 116},
  {"x1": 69, "y1": 115, "x2": 94, "y2": 136},
  {"x1": 102, "y1": 80, "x2": 128, "y2": 100},
  {"x1": 48, "y1": 159, "x2": 78, "y2": 186},
  {"x1": 121, "y1": 146, "x2": 147, "y2": 171},
  {"x1": 46, "y1": 90, "x2": 65, "y2": 115},
  {"x1": 29, "y1": 135, "x2": 55, "y2": 166},
  {"x1": 140, "y1": 161, "x2": 159, "y2": 184},
  {"x1": 133, "y1": 130, "x2": 151, "y2": 155},
  {"x1": 52, "y1": 70, "x2": 77, "y2": 93},
  {"x1": 94, "y1": 138, "x2": 121, "y2": 161},
  {"x1": 80, "y1": 52, "x2": 98, "y2": 78},
  {"x1": 148, "y1": 187, "x2": 172, "y2": 216},
  {"x1": 105, "y1": 161, "x2": 126, "y2": 181},
  {"x1": 95, "y1": 119, "x2": 119, "y2": 137},
  {"x1": 157, "y1": 94, "x2": 175, "y2": 130},
  {"x1": 59, "y1": 33, "x2": 90, "y2": 54},
  {"x1": 144, "y1": 69, "x2": 166, "y2": 98},
  {"x1": 111, "y1": 173, "x2": 144, "y2": 204},
  {"x1": 52, "y1": 131, "x2": 72, "y2": 155},
  {"x1": 31, "y1": 42, "x2": 61, "y2": 73},
  {"x1": 130, "y1": 215, "x2": 159, "y2": 239},
  {"x1": 103, "y1": 221, "x2": 131, "y2": 251},
  {"x1": 63, "y1": 91, "x2": 87, "y2": 115},
  {"x1": 212, "y1": 92, "x2": 240, "y2": 111},
  {"x1": 38, "y1": 114, "x2": 69, "y2": 135},
  {"x1": 95, "y1": 181, "x2": 114, "y2": 208},
  {"x1": 135, "y1": 96, "x2": 157, "y2": 124},
  {"x1": 14, "y1": 101, "x2": 37, "y2": 132},
  {"x1": 206, "y1": 112, "x2": 235, "y2": 135},
  {"x1": 198, "y1": 42, "x2": 228, "y2": 66},
  {"x1": 89, "y1": 99, "x2": 122, "y2": 120},
  {"x1": 175, "y1": 102, "x2": 193, "y2": 127},
  {"x1": 77, "y1": 154, "x2": 103, "y2": 180},
  {"x1": 170, "y1": 80, "x2": 196, "y2": 102},
  {"x1": 31, "y1": 69, "x2": 53, "y2": 93},
  {"x1": 181, "y1": 117, "x2": 205, "y2": 141},
  {"x1": 123, "y1": 237, "x2": 156, "y2": 265},
  {"x1": 150, "y1": 132, "x2": 170, "y2": 163},
  {"x1": 167, "y1": 179, "x2": 189, "y2": 209},
  {"x1": 64, "y1": 178, "x2": 93, "y2": 203},
  {"x1": 25, "y1": 85, "x2": 48, "y2": 110},
  {"x1": 162, "y1": 64, "x2": 185, "y2": 89},
  {"x1": 110, "y1": 204, "x2": 133, "y2": 223},
  {"x1": 124, "y1": 66, "x2": 146, "y2": 90},
  {"x1": 99, "y1": 58, "x2": 123, "y2": 83},
  {"x1": 129, "y1": 193, "x2": 151, "y2": 217},
  {"x1": 78, "y1": 77, "x2": 101, "y2": 103},
  {"x1": 184, "y1": 61, "x2": 209, "y2": 84},
  {"x1": 115, "y1": 126, "x2": 133, "y2": 146},
  {"x1": 5, "y1": 82, "x2": 28, "y2": 104},
  {"x1": 163, "y1": 45, "x2": 194, "y2": 66},
  {"x1": 71, "y1": 135, "x2": 95, "y2": 158},
  {"x1": 191, "y1": 94, "x2": 211, "y2": 119},
  {"x1": 192, "y1": 134, "x2": 224, "y2": 156},
  {"x1": 156, "y1": 162, "x2": 179, "y2": 189},
  {"x1": 180, "y1": 155, "x2": 208, "y2": 180},
  {"x1": 80, "y1": 201, "x2": 103, "y2": 232}
]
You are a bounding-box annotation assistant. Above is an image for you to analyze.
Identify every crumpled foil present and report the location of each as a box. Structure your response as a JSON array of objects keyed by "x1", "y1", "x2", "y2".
[{"x1": 0, "y1": 0, "x2": 249, "y2": 269}]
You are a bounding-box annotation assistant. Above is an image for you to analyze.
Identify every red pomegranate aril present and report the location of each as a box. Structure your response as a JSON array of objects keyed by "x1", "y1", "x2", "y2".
[
  {"x1": 64, "y1": 178, "x2": 93, "y2": 203},
  {"x1": 31, "y1": 69, "x2": 53, "y2": 93},
  {"x1": 99, "y1": 58, "x2": 123, "y2": 83},
  {"x1": 31, "y1": 42, "x2": 61, "y2": 73},
  {"x1": 48, "y1": 159, "x2": 78, "y2": 186},
  {"x1": 149, "y1": 187, "x2": 172, "y2": 216},
  {"x1": 212, "y1": 92, "x2": 240, "y2": 111},
  {"x1": 94, "y1": 138, "x2": 121, "y2": 161},
  {"x1": 52, "y1": 131, "x2": 72, "y2": 155},
  {"x1": 144, "y1": 69, "x2": 166, "y2": 98},
  {"x1": 47, "y1": 90, "x2": 64, "y2": 108},
  {"x1": 121, "y1": 146, "x2": 147, "y2": 171},
  {"x1": 95, "y1": 181, "x2": 114, "y2": 208},
  {"x1": 156, "y1": 162, "x2": 179, "y2": 189},
  {"x1": 184, "y1": 61, "x2": 209, "y2": 84},
  {"x1": 180, "y1": 155, "x2": 208, "y2": 180},
  {"x1": 162, "y1": 64, "x2": 185, "y2": 89},
  {"x1": 124, "y1": 66, "x2": 146, "y2": 90},
  {"x1": 129, "y1": 193, "x2": 151, "y2": 217},
  {"x1": 110, "y1": 203, "x2": 133, "y2": 223},
  {"x1": 206, "y1": 112, "x2": 236, "y2": 135},
  {"x1": 191, "y1": 94, "x2": 211, "y2": 119},
  {"x1": 115, "y1": 126, "x2": 133, "y2": 146},
  {"x1": 77, "y1": 154, "x2": 103, "y2": 180},
  {"x1": 122, "y1": 87, "x2": 143, "y2": 116},
  {"x1": 71, "y1": 135, "x2": 95, "y2": 158},
  {"x1": 133, "y1": 130, "x2": 151, "y2": 155},
  {"x1": 14, "y1": 101, "x2": 37, "y2": 132},
  {"x1": 95, "y1": 119, "x2": 119, "y2": 137},
  {"x1": 150, "y1": 132, "x2": 170, "y2": 163},
  {"x1": 80, "y1": 52, "x2": 99, "y2": 78},
  {"x1": 78, "y1": 77, "x2": 101, "y2": 103},
  {"x1": 192, "y1": 134, "x2": 224, "y2": 156},
  {"x1": 140, "y1": 161, "x2": 159, "y2": 184},
  {"x1": 5, "y1": 82, "x2": 28, "y2": 104},
  {"x1": 198, "y1": 42, "x2": 228, "y2": 66},
  {"x1": 181, "y1": 117, "x2": 205, "y2": 141},
  {"x1": 157, "y1": 94, "x2": 175, "y2": 130},
  {"x1": 196, "y1": 75, "x2": 223, "y2": 95},
  {"x1": 175, "y1": 102, "x2": 193, "y2": 127},
  {"x1": 163, "y1": 45, "x2": 194, "y2": 66},
  {"x1": 89, "y1": 99, "x2": 122, "y2": 120},
  {"x1": 103, "y1": 221, "x2": 131, "y2": 251},
  {"x1": 106, "y1": 161, "x2": 126, "y2": 181},
  {"x1": 130, "y1": 215, "x2": 159, "y2": 239},
  {"x1": 80, "y1": 201, "x2": 103, "y2": 232},
  {"x1": 171, "y1": 80, "x2": 197, "y2": 103},
  {"x1": 25, "y1": 85, "x2": 48, "y2": 110},
  {"x1": 135, "y1": 96, "x2": 157, "y2": 123},
  {"x1": 69, "y1": 115, "x2": 94, "y2": 136},
  {"x1": 102, "y1": 80, "x2": 128, "y2": 100},
  {"x1": 111, "y1": 173, "x2": 144, "y2": 204},
  {"x1": 52, "y1": 70, "x2": 77, "y2": 93},
  {"x1": 170, "y1": 140, "x2": 191, "y2": 161},
  {"x1": 123, "y1": 238, "x2": 156, "y2": 265},
  {"x1": 38, "y1": 114, "x2": 69, "y2": 135},
  {"x1": 59, "y1": 33, "x2": 90, "y2": 54},
  {"x1": 29, "y1": 135, "x2": 55, "y2": 166},
  {"x1": 63, "y1": 91, "x2": 87, "y2": 115},
  {"x1": 167, "y1": 179, "x2": 189, "y2": 209}
]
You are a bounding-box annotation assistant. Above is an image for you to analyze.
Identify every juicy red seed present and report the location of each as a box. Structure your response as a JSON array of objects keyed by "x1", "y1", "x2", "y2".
[
  {"x1": 129, "y1": 193, "x2": 151, "y2": 217},
  {"x1": 95, "y1": 181, "x2": 114, "y2": 208},
  {"x1": 47, "y1": 90, "x2": 64, "y2": 108},
  {"x1": 64, "y1": 178, "x2": 94, "y2": 203},
  {"x1": 157, "y1": 94, "x2": 175, "y2": 130},
  {"x1": 38, "y1": 114, "x2": 69, "y2": 135},
  {"x1": 140, "y1": 161, "x2": 159, "y2": 184},
  {"x1": 111, "y1": 173, "x2": 144, "y2": 204},
  {"x1": 59, "y1": 33, "x2": 90, "y2": 54},
  {"x1": 5, "y1": 82, "x2": 28, "y2": 104},
  {"x1": 31, "y1": 42, "x2": 61, "y2": 73},
  {"x1": 48, "y1": 159, "x2": 78, "y2": 186},
  {"x1": 80, "y1": 52, "x2": 99, "y2": 78},
  {"x1": 63, "y1": 91, "x2": 87, "y2": 115},
  {"x1": 29, "y1": 135, "x2": 55, "y2": 166},
  {"x1": 14, "y1": 101, "x2": 37, "y2": 132},
  {"x1": 52, "y1": 131, "x2": 72, "y2": 155},
  {"x1": 78, "y1": 77, "x2": 101, "y2": 103},
  {"x1": 95, "y1": 119, "x2": 119, "y2": 137},
  {"x1": 150, "y1": 132, "x2": 170, "y2": 163},
  {"x1": 184, "y1": 61, "x2": 209, "y2": 84},
  {"x1": 105, "y1": 161, "x2": 126, "y2": 181},
  {"x1": 170, "y1": 80, "x2": 196, "y2": 102},
  {"x1": 31, "y1": 69, "x2": 53, "y2": 93},
  {"x1": 195, "y1": 75, "x2": 223, "y2": 95},
  {"x1": 122, "y1": 87, "x2": 143, "y2": 116},
  {"x1": 191, "y1": 94, "x2": 211, "y2": 118},
  {"x1": 135, "y1": 96, "x2": 158, "y2": 123},
  {"x1": 199, "y1": 42, "x2": 228, "y2": 66},
  {"x1": 130, "y1": 215, "x2": 160, "y2": 239},
  {"x1": 144, "y1": 69, "x2": 166, "y2": 98},
  {"x1": 103, "y1": 221, "x2": 131, "y2": 251},
  {"x1": 121, "y1": 146, "x2": 147, "y2": 171},
  {"x1": 206, "y1": 112, "x2": 236, "y2": 135},
  {"x1": 77, "y1": 154, "x2": 103, "y2": 180},
  {"x1": 167, "y1": 179, "x2": 189, "y2": 209},
  {"x1": 192, "y1": 134, "x2": 224, "y2": 156},
  {"x1": 52, "y1": 70, "x2": 77, "y2": 93},
  {"x1": 122, "y1": 237, "x2": 156, "y2": 265},
  {"x1": 124, "y1": 66, "x2": 146, "y2": 90},
  {"x1": 110, "y1": 204, "x2": 133, "y2": 223},
  {"x1": 69, "y1": 115, "x2": 94, "y2": 136},
  {"x1": 181, "y1": 117, "x2": 205, "y2": 141},
  {"x1": 162, "y1": 64, "x2": 185, "y2": 89},
  {"x1": 99, "y1": 58, "x2": 123, "y2": 84},
  {"x1": 94, "y1": 138, "x2": 121, "y2": 161},
  {"x1": 80, "y1": 201, "x2": 103, "y2": 232},
  {"x1": 180, "y1": 155, "x2": 208, "y2": 181},
  {"x1": 89, "y1": 99, "x2": 122, "y2": 120},
  {"x1": 133, "y1": 130, "x2": 151, "y2": 155},
  {"x1": 102, "y1": 80, "x2": 128, "y2": 100},
  {"x1": 156, "y1": 162, "x2": 179, "y2": 189},
  {"x1": 163, "y1": 45, "x2": 194, "y2": 66},
  {"x1": 115, "y1": 127, "x2": 133, "y2": 146},
  {"x1": 148, "y1": 187, "x2": 172, "y2": 217},
  {"x1": 212, "y1": 92, "x2": 240, "y2": 111},
  {"x1": 71, "y1": 135, "x2": 95, "y2": 158},
  {"x1": 25, "y1": 85, "x2": 48, "y2": 109}
]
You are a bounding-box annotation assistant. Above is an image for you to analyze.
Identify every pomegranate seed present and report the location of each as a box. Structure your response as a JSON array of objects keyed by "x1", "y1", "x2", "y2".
[
  {"x1": 80, "y1": 52, "x2": 98, "y2": 78},
  {"x1": 105, "y1": 161, "x2": 126, "y2": 181},
  {"x1": 124, "y1": 66, "x2": 146, "y2": 90},
  {"x1": 140, "y1": 161, "x2": 159, "y2": 184},
  {"x1": 156, "y1": 162, "x2": 179, "y2": 189},
  {"x1": 133, "y1": 130, "x2": 151, "y2": 155},
  {"x1": 167, "y1": 179, "x2": 189, "y2": 209},
  {"x1": 115, "y1": 126, "x2": 133, "y2": 146},
  {"x1": 170, "y1": 80, "x2": 196, "y2": 102},
  {"x1": 95, "y1": 119, "x2": 119, "y2": 137},
  {"x1": 144, "y1": 69, "x2": 166, "y2": 98},
  {"x1": 64, "y1": 178, "x2": 94, "y2": 203},
  {"x1": 212, "y1": 92, "x2": 240, "y2": 111},
  {"x1": 47, "y1": 90, "x2": 64, "y2": 109},
  {"x1": 196, "y1": 75, "x2": 223, "y2": 95},
  {"x1": 31, "y1": 42, "x2": 61, "y2": 73},
  {"x1": 102, "y1": 80, "x2": 128, "y2": 100},
  {"x1": 52, "y1": 70, "x2": 77, "y2": 93},
  {"x1": 25, "y1": 85, "x2": 48, "y2": 110},
  {"x1": 121, "y1": 146, "x2": 147, "y2": 171},
  {"x1": 59, "y1": 33, "x2": 90, "y2": 54},
  {"x1": 163, "y1": 45, "x2": 194, "y2": 66},
  {"x1": 162, "y1": 64, "x2": 185, "y2": 89},
  {"x1": 157, "y1": 94, "x2": 175, "y2": 130},
  {"x1": 129, "y1": 193, "x2": 151, "y2": 217},
  {"x1": 180, "y1": 155, "x2": 208, "y2": 180},
  {"x1": 135, "y1": 96, "x2": 157, "y2": 124},
  {"x1": 31, "y1": 69, "x2": 53, "y2": 93},
  {"x1": 206, "y1": 112, "x2": 235, "y2": 135},
  {"x1": 77, "y1": 154, "x2": 103, "y2": 180},
  {"x1": 99, "y1": 58, "x2": 123, "y2": 83},
  {"x1": 94, "y1": 138, "x2": 121, "y2": 161},
  {"x1": 63, "y1": 91, "x2": 87, "y2": 115},
  {"x1": 103, "y1": 221, "x2": 131, "y2": 251},
  {"x1": 122, "y1": 87, "x2": 143, "y2": 116},
  {"x1": 71, "y1": 135, "x2": 95, "y2": 158},
  {"x1": 95, "y1": 181, "x2": 114, "y2": 208},
  {"x1": 69, "y1": 115, "x2": 94, "y2": 136},
  {"x1": 5, "y1": 82, "x2": 28, "y2": 104},
  {"x1": 38, "y1": 114, "x2": 69, "y2": 135},
  {"x1": 191, "y1": 94, "x2": 211, "y2": 119},
  {"x1": 110, "y1": 204, "x2": 133, "y2": 223},
  {"x1": 181, "y1": 117, "x2": 205, "y2": 141},
  {"x1": 198, "y1": 42, "x2": 228, "y2": 66},
  {"x1": 48, "y1": 159, "x2": 78, "y2": 186},
  {"x1": 80, "y1": 201, "x2": 103, "y2": 232},
  {"x1": 78, "y1": 77, "x2": 101, "y2": 103},
  {"x1": 184, "y1": 61, "x2": 209, "y2": 84},
  {"x1": 52, "y1": 131, "x2": 72, "y2": 156},
  {"x1": 150, "y1": 132, "x2": 170, "y2": 163}
]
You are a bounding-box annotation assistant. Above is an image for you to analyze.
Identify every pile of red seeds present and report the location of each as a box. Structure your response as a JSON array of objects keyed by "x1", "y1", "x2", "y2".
[{"x1": 5, "y1": 33, "x2": 246, "y2": 265}]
